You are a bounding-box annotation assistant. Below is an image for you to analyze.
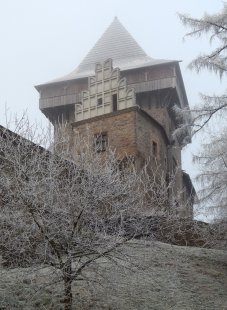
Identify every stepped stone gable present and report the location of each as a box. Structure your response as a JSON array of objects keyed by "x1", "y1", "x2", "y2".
[{"x1": 75, "y1": 59, "x2": 136, "y2": 122}]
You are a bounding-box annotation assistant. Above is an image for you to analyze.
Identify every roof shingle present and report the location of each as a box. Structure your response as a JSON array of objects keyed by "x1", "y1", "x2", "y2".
[{"x1": 38, "y1": 17, "x2": 176, "y2": 86}]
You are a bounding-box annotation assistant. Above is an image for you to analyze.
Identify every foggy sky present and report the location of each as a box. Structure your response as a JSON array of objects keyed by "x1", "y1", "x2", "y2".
[{"x1": 0, "y1": 0, "x2": 226, "y2": 219}]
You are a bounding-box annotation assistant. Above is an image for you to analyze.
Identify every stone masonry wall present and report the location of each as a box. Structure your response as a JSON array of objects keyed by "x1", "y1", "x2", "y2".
[
  {"x1": 72, "y1": 108, "x2": 137, "y2": 159},
  {"x1": 135, "y1": 111, "x2": 168, "y2": 172}
]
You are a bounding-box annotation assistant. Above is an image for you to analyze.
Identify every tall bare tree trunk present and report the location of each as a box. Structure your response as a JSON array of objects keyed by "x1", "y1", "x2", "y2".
[{"x1": 63, "y1": 260, "x2": 73, "y2": 310}]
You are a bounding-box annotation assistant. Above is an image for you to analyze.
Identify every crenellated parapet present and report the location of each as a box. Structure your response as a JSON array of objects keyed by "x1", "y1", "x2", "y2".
[{"x1": 75, "y1": 59, "x2": 136, "y2": 122}]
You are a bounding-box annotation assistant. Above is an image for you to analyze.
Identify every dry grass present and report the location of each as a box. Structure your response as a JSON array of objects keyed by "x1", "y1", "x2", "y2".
[{"x1": 0, "y1": 240, "x2": 226, "y2": 309}]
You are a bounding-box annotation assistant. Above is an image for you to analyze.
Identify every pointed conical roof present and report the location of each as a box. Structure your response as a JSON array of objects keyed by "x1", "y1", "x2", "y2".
[
  {"x1": 77, "y1": 17, "x2": 147, "y2": 72},
  {"x1": 39, "y1": 18, "x2": 176, "y2": 86}
]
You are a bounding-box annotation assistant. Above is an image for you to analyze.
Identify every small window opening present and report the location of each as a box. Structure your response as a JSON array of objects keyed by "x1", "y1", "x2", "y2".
[
  {"x1": 94, "y1": 133, "x2": 108, "y2": 152},
  {"x1": 97, "y1": 97, "x2": 103, "y2": 106},
  {"x1": 118, "y1": 156, "x2": 135, "y2": 172},
  {"x1": 112, "y1": 94, "x2": 117, "y2": 112}
]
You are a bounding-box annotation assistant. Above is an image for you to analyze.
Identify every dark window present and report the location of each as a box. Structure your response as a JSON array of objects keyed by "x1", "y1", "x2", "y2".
[
  {"x1": 97, "y1": 97, "x2": 103, "y2": 106},
  {"x1": 118, "y1": 156, "x2": 135, "y2": 172},
  {"x1": 112, "y1": 94, "x2": 117, "y2": 112},
  {"x1": 152, "y1": 141, "x2": 158, "y2": 158},
  {"x1": 94, "y1": 133, "x2": 108, "y2": 152}
]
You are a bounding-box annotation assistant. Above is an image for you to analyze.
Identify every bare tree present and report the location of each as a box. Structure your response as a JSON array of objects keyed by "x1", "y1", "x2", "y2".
[
  {"x1": 178, "y1": 4, "x2": 227, "y2": 135},
  {"x1": 0, "y1": 119, "x2": 178, "y2": 309},
  {"x1": 193, "y1": 128, "x2": 227, "y2": 218},
  {"x1": 176, "y1": 5, "x2": 227, "y2": 222}
]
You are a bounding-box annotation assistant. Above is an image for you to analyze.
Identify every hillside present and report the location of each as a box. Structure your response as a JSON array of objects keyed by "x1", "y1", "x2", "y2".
[{"x1": 0, "y1": 240, "x2": 226, "y2": 309}]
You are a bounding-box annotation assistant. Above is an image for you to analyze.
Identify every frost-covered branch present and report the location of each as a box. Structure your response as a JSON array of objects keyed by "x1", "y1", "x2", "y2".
[{"x1": 0, "y1": 119, "x2": 181, "y2": 309}]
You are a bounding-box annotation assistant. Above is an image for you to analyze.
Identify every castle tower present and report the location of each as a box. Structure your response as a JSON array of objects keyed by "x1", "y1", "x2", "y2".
[{"x1": 35, "y1": 17, "x2": 195, "y2": 217}]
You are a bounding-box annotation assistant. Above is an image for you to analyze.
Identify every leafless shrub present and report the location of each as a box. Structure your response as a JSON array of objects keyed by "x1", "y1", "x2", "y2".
[{"x1": 0, "y1": 120, "x2": 183, "y2": 309}]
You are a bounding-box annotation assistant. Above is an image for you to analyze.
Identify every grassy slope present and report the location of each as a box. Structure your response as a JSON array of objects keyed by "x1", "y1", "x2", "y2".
[{"x1": 0, "y1": 241, "x2": 226, "y2": 309}]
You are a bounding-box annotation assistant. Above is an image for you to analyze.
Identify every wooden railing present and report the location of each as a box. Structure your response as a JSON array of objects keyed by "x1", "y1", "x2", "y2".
[{"x1": 39, "y1": 93, "x2": 81, "y2": 109}]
